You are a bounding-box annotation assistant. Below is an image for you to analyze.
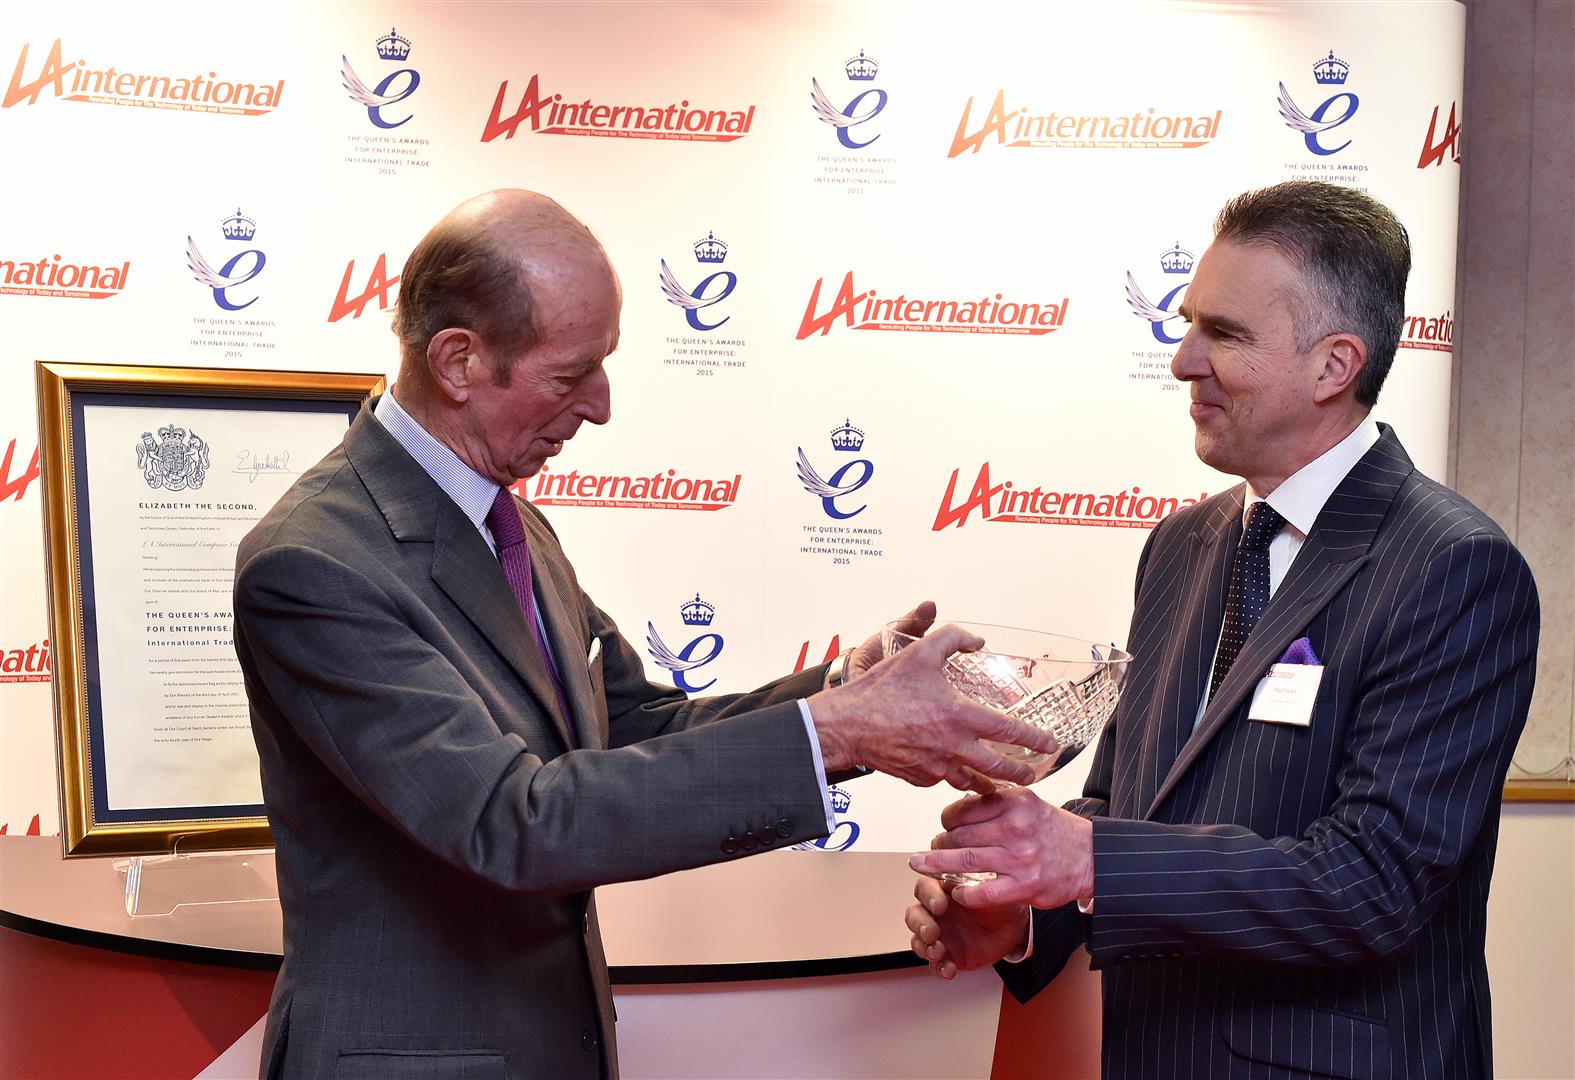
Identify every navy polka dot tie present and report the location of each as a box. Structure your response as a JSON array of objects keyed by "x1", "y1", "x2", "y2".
[{"x1": 1210, "y1": 501, "x2": 1287, "y2": 697}]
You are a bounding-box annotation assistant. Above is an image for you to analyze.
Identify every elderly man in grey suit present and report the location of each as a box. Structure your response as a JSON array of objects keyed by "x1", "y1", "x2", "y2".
[
  {"x1": 907, "y1": 182, "x2": 1540, "y2": 1079},
  {"x1": 233, "y1": 189, "x2": 1055, "y2": 1079}
]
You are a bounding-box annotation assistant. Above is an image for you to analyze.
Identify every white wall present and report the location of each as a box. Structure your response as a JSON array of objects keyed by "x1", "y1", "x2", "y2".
[
  {"x1": 1486, "y1": 807, "x2": 1575, "y2": 1078},
  {"x1": 1454, "y1": 3, "x2": 1575, "y2": 1075}
]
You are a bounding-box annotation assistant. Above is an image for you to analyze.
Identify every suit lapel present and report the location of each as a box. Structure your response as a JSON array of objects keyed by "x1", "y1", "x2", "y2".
[
  {"x1": 345, "y1": 403, "x2": 576, "y2": 751},
  {"x1": 1144, "y1": 497, "x2": 1239, "y2": 799},
  {"x1": 1146, "y1": 427, "x2": 1413, "y2": 815},
  {"x1": 521, "y1": 510, "x2": 602, "y2": 751},
  {"x1": 428, "y1": 506, "x2": 577, "y2": 750}
]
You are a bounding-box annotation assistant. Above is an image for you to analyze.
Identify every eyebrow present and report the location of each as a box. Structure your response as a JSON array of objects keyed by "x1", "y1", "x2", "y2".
[
  {"x1": 1176, "y1": 302, "x2": 1255, "y2": 341},
  {"x1": 561, "y1": 355, "x2": 606, "y2": 377}
]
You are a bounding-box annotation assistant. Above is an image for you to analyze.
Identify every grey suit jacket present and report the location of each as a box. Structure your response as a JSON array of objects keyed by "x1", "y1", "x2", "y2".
[
  {"x1": 234, "y1": 403, "x2": 831, "y2": 1079},
  {"x1": 1001, "y1": 427, "x2": 1540, "y2": 1080}
]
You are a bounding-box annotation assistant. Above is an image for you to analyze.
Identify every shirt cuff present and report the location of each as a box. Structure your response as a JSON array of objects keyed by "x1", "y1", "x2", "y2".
[
  {"x1": 1002, "y1": 909, "x2": 1034, "y2": 963},
  {"x1": 796, "y1": 698, "x2": 837, "y2": 834},
  {"x1": 1077, "y1": 831, "x2": 1096, "y2": 914}
]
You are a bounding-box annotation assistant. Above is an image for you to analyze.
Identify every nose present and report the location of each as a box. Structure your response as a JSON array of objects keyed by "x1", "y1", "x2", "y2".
[
  {"x1": 576, "y1": 365, "x2": 612, "y2": 426},
  {"x1": 1170, "y1": 324, "x2": 1210, "y2": 384}
]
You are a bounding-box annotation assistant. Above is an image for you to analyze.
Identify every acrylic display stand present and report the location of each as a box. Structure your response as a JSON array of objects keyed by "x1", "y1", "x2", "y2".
[{"x1": 117, "y1": 836, "x2": 277, "y2": 918}]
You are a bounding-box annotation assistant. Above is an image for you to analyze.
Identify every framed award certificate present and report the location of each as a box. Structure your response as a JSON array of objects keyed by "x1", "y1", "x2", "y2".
[{"x1": 36, "y1": 362, "x2": 385, "y2": 856}]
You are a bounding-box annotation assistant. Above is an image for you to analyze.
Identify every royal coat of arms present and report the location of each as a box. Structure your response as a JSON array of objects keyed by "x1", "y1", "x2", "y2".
[{"x1": 136, "y1": 424, "x2": 210, "y2": 491}]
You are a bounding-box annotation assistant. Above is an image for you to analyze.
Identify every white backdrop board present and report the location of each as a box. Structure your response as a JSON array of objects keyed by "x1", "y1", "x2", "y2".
[{"x1": 0, "y1": 1, "x2": 1465, "y2": 850}]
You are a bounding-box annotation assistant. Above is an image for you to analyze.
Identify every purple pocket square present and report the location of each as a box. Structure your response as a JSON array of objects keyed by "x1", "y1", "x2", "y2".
[{"x1": 1279, "y1": 637, "x2": 1321, "y2": 665}]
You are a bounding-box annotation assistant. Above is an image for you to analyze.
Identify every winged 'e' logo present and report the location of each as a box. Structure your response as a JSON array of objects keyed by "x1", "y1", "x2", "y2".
[
  {"x1": 809, "y1": 78, "x2": 862, "y2": 129},
  {"x1": 1124, "y1": 272, "x2": 1183, "y2": 324},
  {"x1": 340, "y1": 56, "x2": 404, "y2": 108},
  {"x1": 1276, "y1": 83, "x2": 1346, "y2": 134},
  {"x1": 657, "y1": 260, "x2": 709, "y2": 311},
  {"x1": 645, "y1": 623, "x2": 708, "y2": 673},
  {"x1": 796, "y1": 448, "x2": 863, "y2": 499},
  {"x1": 185, "y1": 237, "x2": 252, "y2": 290}
]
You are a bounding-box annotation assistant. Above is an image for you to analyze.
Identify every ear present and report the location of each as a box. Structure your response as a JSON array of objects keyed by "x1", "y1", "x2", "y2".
[
  {"x1": 425, "y1": 328, "x2": 484, "y2": 404},
  {"x1": 1312, "y1": 332, "x2": 1367, "y2": 404}
]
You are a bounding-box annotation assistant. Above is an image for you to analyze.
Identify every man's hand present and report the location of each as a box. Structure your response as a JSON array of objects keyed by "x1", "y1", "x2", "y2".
[
  {"x1": 908, "y1": 786, "x2": 1095, "y2": 910},
  {"x1": 808, "y1": 624, "x2": 1059, "y2": 790},
  {"x1": 905, "y1": 874, "x2": 1028, "y2": 980},
  {"x1": 839, "y1": 600, "x2": 937, "y2": 684}
]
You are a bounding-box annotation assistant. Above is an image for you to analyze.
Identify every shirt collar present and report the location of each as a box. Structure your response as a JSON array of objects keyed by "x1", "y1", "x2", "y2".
[
  {"x1": 1245, "y1": 413, "x2": 1381, "y2": 537},
  {"x1": 373, "y1": 388, "x2": 501, "y2": 536}
]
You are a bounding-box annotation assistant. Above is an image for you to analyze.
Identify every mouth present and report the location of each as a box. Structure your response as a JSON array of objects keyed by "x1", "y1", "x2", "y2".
[{"x1": 1189, "y1": 401, "x2": 1223, "y2": 421}]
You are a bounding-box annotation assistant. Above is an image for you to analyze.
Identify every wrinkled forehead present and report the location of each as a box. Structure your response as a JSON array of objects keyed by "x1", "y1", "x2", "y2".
[
  {"x1": 1181, "y1": 240, "x2": 1305, "y2": 327},
  {"x1": 519, "y1": 239, "x2": 621, "y2": 329}
]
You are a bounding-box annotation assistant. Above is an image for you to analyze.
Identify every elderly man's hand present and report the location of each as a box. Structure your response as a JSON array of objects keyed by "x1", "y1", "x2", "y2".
[
  {"x1": 807, "y1": 621, "x2": 1058, "y2": 790},
  {"x1": 905, "y1": 874, "x2": 1028, "y2": 980},
  {"x1": 907, "y1": 786, "x2": 1095, "y2": 910},
  {"x1": 837, "y1": 600, "x2": 937, "y2": 685}
]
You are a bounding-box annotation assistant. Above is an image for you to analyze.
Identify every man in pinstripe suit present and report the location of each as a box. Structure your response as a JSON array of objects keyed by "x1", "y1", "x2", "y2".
[{"x1": 907, "y1": 182, "x2": 1540, "y2": 1079}]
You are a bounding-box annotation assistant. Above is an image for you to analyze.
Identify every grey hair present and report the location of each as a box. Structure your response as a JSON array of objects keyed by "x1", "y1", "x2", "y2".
[{"x1": 1213, "y1": 181, "x2": 1411, "y2": 406}]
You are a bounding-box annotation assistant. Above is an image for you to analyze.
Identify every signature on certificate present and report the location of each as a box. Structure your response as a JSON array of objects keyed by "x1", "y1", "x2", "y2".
[{"x1": 234, "y1": 449, "x2": 297, "y2": 483}]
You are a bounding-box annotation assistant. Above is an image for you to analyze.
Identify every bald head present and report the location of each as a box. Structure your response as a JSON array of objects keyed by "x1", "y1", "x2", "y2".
[
  {"x1": 389, "y1": 190, "x2": 621, "y2": 485},
  {"x1": 392, "y1": 189, "x2": 614, "y2": 389}
]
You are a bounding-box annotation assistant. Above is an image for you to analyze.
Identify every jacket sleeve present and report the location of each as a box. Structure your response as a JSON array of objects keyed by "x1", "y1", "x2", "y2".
[
  {"x1": 998, "y1": 520, "x2": 1173, "y2": 1000},
  {"x1": 586, "y1": 595, "x2": 828, "y2": 748},
  {"x1": 235, "y1": 541, "x2": 831, "y2": 896}
]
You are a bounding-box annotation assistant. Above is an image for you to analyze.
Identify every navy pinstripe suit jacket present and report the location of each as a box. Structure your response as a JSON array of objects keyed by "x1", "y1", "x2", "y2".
[{"x1": 1001, "y1": 427, "x2": 1540, "y2": 1080}]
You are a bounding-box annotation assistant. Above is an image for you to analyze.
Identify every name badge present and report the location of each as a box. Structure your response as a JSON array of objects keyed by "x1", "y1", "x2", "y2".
[{"x1": 1248, "y1": 664, "x2": 1323, "y2": 726}]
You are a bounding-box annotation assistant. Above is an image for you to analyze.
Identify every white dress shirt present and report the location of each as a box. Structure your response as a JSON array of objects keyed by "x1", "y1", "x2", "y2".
[{"x1": 1192, "y1": 414, "x2": 1380, "y2": 727}]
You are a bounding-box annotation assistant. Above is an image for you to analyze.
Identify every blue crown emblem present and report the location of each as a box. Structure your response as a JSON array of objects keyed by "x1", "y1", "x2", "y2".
[
  {"x1": 830, "y1": 418, "x2": 865, "y2": 452},
  {"x1": 376, "y1": 26, "x2": 412, "y2": 61},
  {"x1": 1312, "y1": 50, "x2": 1349, "y2": 85},
  {"x1": 829, "y1": 785, "x2": 853, "y2": 814},
  {"x1": 693, "y1": 230, "x2": 728, "y2": 264},
  {"x1": 221, "y1": 207, "x2": 257, "y2": 241},
  {"x1": 680, "y1": 592, "x2": 716, "y2": 626},
  {"x1": 845, "y1": 49, "x2": 878, "y2": 81},
  {"x1": 1160, "y1": 242, "x2": 1194, "y2": 274}
]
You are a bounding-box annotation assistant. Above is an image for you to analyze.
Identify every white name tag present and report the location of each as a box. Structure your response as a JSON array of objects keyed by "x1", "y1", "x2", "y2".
[{"x1": 1247, "y1": 664, "x2": 1323, "y2": 726}]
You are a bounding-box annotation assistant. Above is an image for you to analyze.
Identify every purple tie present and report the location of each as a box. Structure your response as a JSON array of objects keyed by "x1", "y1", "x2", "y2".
[{"x1": 486, "y1": 488, "x2": 573, "y2": 740}]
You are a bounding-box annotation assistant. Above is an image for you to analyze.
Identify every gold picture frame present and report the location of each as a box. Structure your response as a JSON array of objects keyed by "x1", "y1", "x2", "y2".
[
  {"x1": 36, "y1": 362, "x2": 385, "y2": 856},
  {"x1": 1504, "y1": 779, "x2": 1575, "y2": 803}
]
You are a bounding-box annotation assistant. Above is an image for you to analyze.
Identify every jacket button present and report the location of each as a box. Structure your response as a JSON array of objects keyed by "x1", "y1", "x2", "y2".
[
  {"x1": 776, "y1": 818, "x2": 793, "y2": 838},
  {"x1": 721, "y1": 836, "x2": 739, "y2": 854},
  {"x1": 582, "y1": 1028, "x2": 598, "y2": 1052},
  {"x1": 740, "y1": 831, "x2": 759, "y2": 850}
]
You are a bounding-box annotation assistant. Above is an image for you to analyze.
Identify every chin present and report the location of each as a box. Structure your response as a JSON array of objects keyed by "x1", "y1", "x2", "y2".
[{"x1": 1194, "y1": 435, "x2": 1232, "y2": 475}]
